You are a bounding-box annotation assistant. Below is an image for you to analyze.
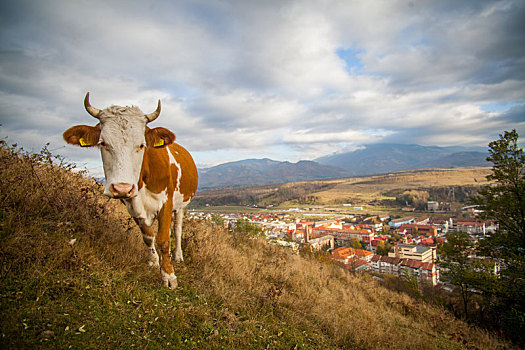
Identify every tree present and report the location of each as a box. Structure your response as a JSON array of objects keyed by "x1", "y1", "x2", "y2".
[
  {"x1": 438, "y1": 231, "x2": 491, "y2": 320},
  {"x1": 401, "y1": 269, "x2": 421, "y2": 299},
  {"x1": 474, "y1": 129, "x2": 525, "y2": 250},
  {"x1": 211, "y1": 214, "x2": 225, "y2": 227},
  {"x1": 471, "y1": 129, "x2": 525, "y2": 343},
  {"x1": 234, "y1": 218, "x2": 264, "y2": 238},
  {"x1": 376, "y1": 240, "x2": 391, "y2": 256},
  {"x1": 350, "y1": 237, "x2": 362, "y2": 249}
]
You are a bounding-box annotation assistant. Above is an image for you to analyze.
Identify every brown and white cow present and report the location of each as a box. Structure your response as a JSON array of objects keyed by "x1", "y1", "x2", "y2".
[{"x1": 63, "y1": 93, "x2": 198, "y2": 289}]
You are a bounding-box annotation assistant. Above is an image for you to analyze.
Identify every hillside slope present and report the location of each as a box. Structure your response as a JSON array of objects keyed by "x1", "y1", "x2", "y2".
[
  {"x1": 0, "y1": 143, "x2": 512, "y2": 349},
  {"x1": 309, "y1": 167, "x2": 492, "y2": 206}
]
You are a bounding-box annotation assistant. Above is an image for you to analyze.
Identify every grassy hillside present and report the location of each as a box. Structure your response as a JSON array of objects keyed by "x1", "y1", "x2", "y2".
[
  {"x1": 0, "y1": 143, "x2": 513, "y2": 349},
  {"x1": 311, "y1": 167, "x2": 491, "y2": 203}
]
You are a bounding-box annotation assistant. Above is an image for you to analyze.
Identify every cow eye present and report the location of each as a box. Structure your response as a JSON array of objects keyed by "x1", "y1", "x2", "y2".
[
  {"x1": 99, "y1": 141, "x2": 107, "y2": 147},
  {"x1": 139, "y1": 144, "x2": 145, "y2": 150}
]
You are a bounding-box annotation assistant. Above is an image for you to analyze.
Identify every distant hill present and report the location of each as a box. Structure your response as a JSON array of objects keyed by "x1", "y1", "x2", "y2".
[
  {"x1": 198, "y1": 158, "x2": 349, "y2": 189},
  {"x1": 316, "y1": 143, "x2": 489, "y2": 175},
  {"x1": 193, "y1": 166, "x2": 492, "y2": 209},
  {"x1": 198, "y1": 144, "x2": 489, "y2": 189}
]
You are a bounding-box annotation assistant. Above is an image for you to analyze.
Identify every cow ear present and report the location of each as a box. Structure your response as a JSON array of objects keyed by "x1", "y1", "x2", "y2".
[
  {"x1": 146, "y1": 127, "x2": 175, "y2": 148},
  {"x1": 63, "y1": 125, "x2": 101, "y2": 147}
]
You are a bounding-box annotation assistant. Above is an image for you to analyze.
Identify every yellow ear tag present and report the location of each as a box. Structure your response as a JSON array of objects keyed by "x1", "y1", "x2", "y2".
[
  {"x1": 79, "y1": 137, "x2": 89, "y2": 147},
  {"x1": 154, "y1": 139, "x2": 165, "y2": 147}
]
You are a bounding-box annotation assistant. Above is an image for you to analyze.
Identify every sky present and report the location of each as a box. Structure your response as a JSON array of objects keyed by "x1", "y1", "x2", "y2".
[{"x1": 1, "y1": 0, "x2": 524, "y2": 176}]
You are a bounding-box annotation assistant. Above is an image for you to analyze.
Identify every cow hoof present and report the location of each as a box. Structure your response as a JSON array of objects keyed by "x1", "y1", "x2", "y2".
[
  {"x1": 174, "y1": 256, "x2": 184, "y2": 263},
  {"x1": 161, "y1": 271, "x2": 178, "y2": 290}
]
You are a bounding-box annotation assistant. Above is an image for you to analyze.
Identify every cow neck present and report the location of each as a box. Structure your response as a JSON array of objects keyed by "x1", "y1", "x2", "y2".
[{"x1": 138, "y1": 146, "x2": 171, "y2": 194}]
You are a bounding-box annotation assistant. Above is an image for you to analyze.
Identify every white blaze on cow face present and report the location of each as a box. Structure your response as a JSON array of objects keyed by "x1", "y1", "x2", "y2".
[{"x1": 97, "y1": 106, "x2": 148, "y2": 198}]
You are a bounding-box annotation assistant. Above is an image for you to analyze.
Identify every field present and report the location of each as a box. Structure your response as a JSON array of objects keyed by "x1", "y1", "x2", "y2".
[
  {"x1": 310, "y1": 167, "x2": 491, "y2": 202},
  {"x1": 0, "y1": 144, "x2": 514, "y2": 349}
]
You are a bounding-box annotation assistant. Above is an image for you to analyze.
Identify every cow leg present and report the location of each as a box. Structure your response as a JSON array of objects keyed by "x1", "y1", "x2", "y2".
[
  {"x1": 133, "y1": 218, "x2": 160, "y2": 268},
  {"x1": 173, "y1": 209, "x2": 184, "y2": 263},
  {"x1": 157, "y1": 202, "x2": 177, "y2": 290}
]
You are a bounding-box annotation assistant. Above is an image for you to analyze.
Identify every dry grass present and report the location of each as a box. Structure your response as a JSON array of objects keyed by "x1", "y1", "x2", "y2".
[
  {"x1": 0, "y1": 143, "x2": 513, "y2": 349},
  {"x1": 183, "y1": 220, "x2": 511, "y2": 349},
  {"x1": 306, "y1": 167, "x2": 492, "y2": 205}
]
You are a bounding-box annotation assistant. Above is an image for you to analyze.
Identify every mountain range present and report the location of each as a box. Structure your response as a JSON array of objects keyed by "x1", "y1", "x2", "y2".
[
  {"x1": 316, "y1": 143, "x2": 488, "y2": 174},
  {"x1": 198, "y1": 143, "x2": 489, "y2": 189},
  {"x1": 198, "y1": 158, "x2": 349, "y2": 189}
]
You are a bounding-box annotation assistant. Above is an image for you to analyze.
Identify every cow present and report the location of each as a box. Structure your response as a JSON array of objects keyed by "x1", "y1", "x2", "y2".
[{"x1": 63, "y1": 93, "x2": 198, "y2": 290}]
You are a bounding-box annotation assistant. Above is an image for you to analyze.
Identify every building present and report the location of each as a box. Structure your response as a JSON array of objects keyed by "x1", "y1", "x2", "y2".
[
  {"x1": 388, "y1": 244, "x2": 436, "y2": 263},
  {"x1": 455, "y1": 220, "x2": 486, "y2": 235},
  {"x1": 379, "y1": 256, "x2": 403, "y2": 275},
  {"x1": 388, "y1": 217, "x2": 415, "y2": 228},
  {"x1": 418, "y1": 261, "x2": 439, "y2": 285},
  {"x1": 307, "y1": 235, "x2": 334, "y2": 251},
  {"x1": 369, "y1": 255, "x2": 440, "y2": 286},
  {"x1": 354, "y1": 248, "x2": 374, "y2": 262},
  {"x1": 414, "y1": 216, "x2": 430, "y2": 225},
  {"x1": 398, "y1": 224, "x2": 438, "y2": 237},
  {"x1": 360, "y1": 217, "x2": 384, "y2": 232},
  {"x1": 312, "y1": 226, "x2": 375, "y2": 245},
  {"x1": 419, "y1": 237, "x2": 436, "y2": 246},
  {"x1": 314, "y1": 220, "x2": 343, "y2": 228},
  {"x1": 331, "y1": 247, "x2": 374, "y2": 264},
  {"x1": 427, "y1": 201, "x2": 439, "y2": 211},
  {"x1": 331, "y1": 247, "x2": 355, "y2": 264},
  {"x1": 400, "y1": 259, "x2": 440, "y2": 286},
  {"x1": 428, "y1": 217, "x2": 453, "y2": 233},
  {"x1": 345, "y1": 259, "x2": 369, "y2": 272}
]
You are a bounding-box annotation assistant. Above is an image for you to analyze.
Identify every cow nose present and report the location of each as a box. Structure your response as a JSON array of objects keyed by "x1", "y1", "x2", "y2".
[{"x1": 111, "y1": 183, "x2": 135, "y2": 198}]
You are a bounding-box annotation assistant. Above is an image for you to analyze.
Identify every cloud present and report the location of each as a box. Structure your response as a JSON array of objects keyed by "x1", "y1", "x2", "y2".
[
  {"x1": 0, "y1": 0, "x2": 524, "y2": 172},
  {"x1": 187, "y1": 90, "x2": 305, "y2": 131},
  {"x1": 497, "y1": 104, "x2": 525, "y2": 124}
]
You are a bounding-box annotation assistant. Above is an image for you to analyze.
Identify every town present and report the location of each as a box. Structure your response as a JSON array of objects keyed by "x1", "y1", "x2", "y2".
[{"x1": 190, "y1": 203, "x2": 498, "y2": 287}]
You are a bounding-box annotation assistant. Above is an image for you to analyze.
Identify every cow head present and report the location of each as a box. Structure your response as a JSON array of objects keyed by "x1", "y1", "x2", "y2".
[{"x1": 63, "y1": 92, "x2": 175, "y2": 198}]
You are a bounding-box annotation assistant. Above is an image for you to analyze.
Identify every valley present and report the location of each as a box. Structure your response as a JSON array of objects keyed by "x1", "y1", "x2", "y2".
[{"x1": 192, "y1": 166, "x2": 493, "y2": 216}]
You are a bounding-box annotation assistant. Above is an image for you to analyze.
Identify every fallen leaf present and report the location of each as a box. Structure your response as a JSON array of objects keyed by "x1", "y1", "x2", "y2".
[{"x1": 40, "y1": 330, "x2": 55, "y2": 339}]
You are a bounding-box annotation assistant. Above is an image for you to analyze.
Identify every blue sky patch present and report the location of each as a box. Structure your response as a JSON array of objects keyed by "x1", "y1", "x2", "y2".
[
  {"x1": 336, "y1": 48, "x2": 364, "y2": 74},
  {"x1": 481, "y1": 101, "x2": 521, "y2": 113}
]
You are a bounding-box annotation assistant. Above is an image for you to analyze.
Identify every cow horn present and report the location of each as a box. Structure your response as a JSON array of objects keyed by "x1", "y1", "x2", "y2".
[
  {"x1": 145, "y1": 100, "x2": 161, "y2": 122},
  {"x1": 84, "y1": 92, "x2": 101, "y2": 118}
]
